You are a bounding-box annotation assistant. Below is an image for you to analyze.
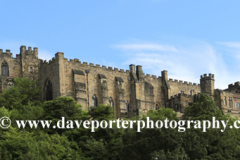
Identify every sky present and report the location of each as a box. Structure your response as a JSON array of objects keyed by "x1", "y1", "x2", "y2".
[{"x1": 0, "y1": 0, "x2": 240, "y2": 89}]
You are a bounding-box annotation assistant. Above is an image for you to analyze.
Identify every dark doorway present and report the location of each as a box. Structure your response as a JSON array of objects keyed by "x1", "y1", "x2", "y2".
[{"x1": 45, "y1": 79, "x2": 53, "y2": 101}]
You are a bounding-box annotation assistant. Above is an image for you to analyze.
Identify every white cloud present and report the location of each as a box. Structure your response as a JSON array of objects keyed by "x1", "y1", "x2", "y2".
[
  {"x1": 218, "y1": 41, "x2": 240, "y2": 65},
  {"x1": 38, "y1": 49, "x2": 53, "y2": 61},
  {"x1": 114, "y1": 43, "x2": 178, "y2": 52},
  {"x1": 218, "y1": 42, "x2": 240, "y2": 49},
  {"x1": 114, "y1": 41, "x2": 239, "y2": 89}
]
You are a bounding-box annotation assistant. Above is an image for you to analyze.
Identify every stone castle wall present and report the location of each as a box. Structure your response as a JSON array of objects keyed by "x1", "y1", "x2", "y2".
[
  {"x1": 2, "y1": 45, "x2": 240, "y2": 118},
  {"x1": 0, "y1": 46, "x2": 38, "y2": 93},
  {"x1": 168, "y1": 79, "x2": 201, "y2": 97}
]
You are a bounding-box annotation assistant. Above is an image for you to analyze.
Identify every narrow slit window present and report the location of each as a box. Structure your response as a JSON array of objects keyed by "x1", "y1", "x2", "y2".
[
  {"x1": 92, "y1": 95, "x2": 97, "y2": 107},
  {"x1": 109, "y1": 97, "x2": 114, "y2": 107},
  {"x1": 224, "y1": 97, "x2": 227, "y2": 105},
  {"x1": 45, "y1": 80, "x2": 53, "y2": 101},
  {"x1": 229, "y1": 97, "x2": 233, "y2": 108},
  {"x1": 236, "y1": 102, "x2": 240, "y2": 109}
]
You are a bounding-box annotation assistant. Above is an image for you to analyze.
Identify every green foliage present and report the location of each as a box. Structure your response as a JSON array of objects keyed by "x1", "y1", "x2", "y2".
[
  {"x1": 150, "y1": 148, "x2": 190, "y2": 160},
  {"x1": 9, "y1": 102, "x2": 44, "y2": 131},
  {"x1": 41, "y1": 96, "x2": 89, "y2": 135},
  {"x1": 88, "y1": 104, "x2": 114, "y2": 121},
  {"x1": 0, "y1": 106, "x2": 10, "y2": 118},
  {"x1": 181, "y1": 93, "x2": 240, "y2": 160},
  {"x1": 145, "y1": 107, "x2": 178, "y2": 121},
  {"x1": 42, "y1": 96, "x2": 88, "y2": 120},
  {"x1": 0, "y1": 128, "x2": 83, "y2": 160},
  {"x1": 120, "y1": 108, "x2": 184, "y2": 160},
  {"x1": 10, "y1": 102, "x2": 43, "y2": 121},
  {"x1": 1, "y1": 79, "x2": 240, "y2": 160},
  {"x1": 182, "y1": 93, "x2": 223, "y2": 120},
  {"x1": 83, "y1": 138, "x2": 108, "y2": 160},
  {"x1": 0, "y1": 78, "x2": 41, "y2": 110}
]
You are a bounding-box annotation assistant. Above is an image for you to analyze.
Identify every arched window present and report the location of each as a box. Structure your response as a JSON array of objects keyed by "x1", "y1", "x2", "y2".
[
  {"x1": 45, "y1": 79, "x2": 53, "y2": 101},
  {"x1": 109, "y1": 97, "x2": 114, "y2": 107},
  {"x1": 92, "y1": 95, "x2": 97, "y2": 107},
  {"x1": 1, "y1": 61, "x2": 9, "y2": 76},
  {"x1": 156, "y1": 104, "x2": 158, "y2": 110},
  {"x1": 126, "y1": 101, "x2": 128, "y2": 112}
]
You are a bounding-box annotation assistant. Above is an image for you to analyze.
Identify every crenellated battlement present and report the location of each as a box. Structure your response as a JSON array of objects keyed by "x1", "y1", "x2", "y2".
[
  {"x1": 3, "y1": 45, "x2": 239, "y2": 118},
  {"x1": 200, "y1": 73, "x2": 214, "y2": 96},
  {"x1": 20, "y1": 45, "x2": 38, "y2": 55},
  {"x1": 144, "y1": 74, "x2": 161, "y2": 79},
  {"x1": 170, "y1": 92, "x2": 195, "y2": 99},
  {"x1": 48, "y1": 57, "x2": 56, "y2": 63},
  {"x1": 40, "y1": 57, "x2": 56, "y2": 65},
  {"x1": 0, "y1": 49, "x2": 13, "y2": 57},
  {"x1": 61, "y1": 57, "x2": 131, "y2": 74},
  {"x1": 200, "y1": 73, "x2": 214, "y2": 80},
  {"x1": 168, "y1": 78, "x2": 200, "y2": 86},
  {"x1": 228, "y1": 81, "x2": 240, "y2": 89}
]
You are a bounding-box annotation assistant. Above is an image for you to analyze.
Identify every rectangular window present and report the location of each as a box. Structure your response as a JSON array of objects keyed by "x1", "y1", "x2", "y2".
[
  {"x1": 190, "y1": 91, "x2": 192, "y2": 95},
  {"x1": 30, "y1": 67, "x2": 33, "y2": 73},
  {"x1": 175, "y1": 104, "x2": 178, "y2": 111},
  {"x1": 181, "y1": 91, "x2": 184, "y2": 94},
  {"x1": 224, "y1": 97, "x2": 227, "y2": 105},
  {"x1": 236, "y1": 102, "x2": 240, "y2": 109},
  {"x1": 229, "y1": 97, "x2": 233, "y2": 108}
]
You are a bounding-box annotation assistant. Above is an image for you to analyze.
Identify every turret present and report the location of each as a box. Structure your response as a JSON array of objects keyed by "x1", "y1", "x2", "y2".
[
  {"x1": 136, "y1": 65, "x2": 144, "y2": 80},
  {"x1": 20, "y1": 45, "x2": 38, "y2": 57},
  {"x1": 200, "y1": 73, "x2": 215, "y2": 97},
  {"x1": 161, "y1": 70, "x2": 168, "y2": 81},
  {"x1": 130, "y1": 64, "x2": 135, "y2": 73}
]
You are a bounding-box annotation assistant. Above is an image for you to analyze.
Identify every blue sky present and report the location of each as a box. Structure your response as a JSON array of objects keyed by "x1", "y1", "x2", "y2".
[{"x1": 0, "y1": 0, "x2": 240, "y2": 89}]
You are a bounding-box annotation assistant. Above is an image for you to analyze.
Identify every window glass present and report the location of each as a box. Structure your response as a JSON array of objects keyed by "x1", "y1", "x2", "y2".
[
  {"x1": 229, "y1": 97, "x2": 233, "y2": 108},
  {"x1": 1, "y1": 61, "x2": 9, "y2": 76}
]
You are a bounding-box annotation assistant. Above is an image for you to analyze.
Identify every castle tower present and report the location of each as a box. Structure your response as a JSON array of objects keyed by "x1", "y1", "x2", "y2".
[
  {"x1": 200, "y1": 73, "x2": 215, "y2": 97},
  {"x1": 20, "y1": 45, "x2": 39, "y2": 78}
]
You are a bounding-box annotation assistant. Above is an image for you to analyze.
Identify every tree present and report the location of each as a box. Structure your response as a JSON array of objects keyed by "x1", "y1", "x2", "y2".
[
  {"x1": 41, "y1": 96, "x2": 89, "y2": 135},
  {"x1": 0, "y1": 127, "x2": 84, "y2": 160},
  {"x1": 181, "y1": 93, "x2": 240, "y2": 160},
  {"x1": 88, "y1": 104, "x2": 114, "y2": 121},
  {"x1": 42, "y1": 96, "x2": 88, "y2": 120},
  {"x1": 150, "y1": 148, "x2": 190, "y2": 160},
  {"x1": 9, "y1": 102, "x2": 44, "y2": 130},
  {"x1": 0, "y1": 78, "x2": 41, "y2": 110},
  {"x1": 182, "y1": 93, "x2": 223, "y2": 120},
  {"x1": 82, "y1": 104, "x2": 124, "y2": 159},
  {"x1": 120, "y1": 108, "x2": 185, "y2": 160}
]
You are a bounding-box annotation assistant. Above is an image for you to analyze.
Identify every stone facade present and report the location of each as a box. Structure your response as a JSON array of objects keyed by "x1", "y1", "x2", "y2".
[{"x1": 1, "y1": 45, "x2": 240, "y2": 118}]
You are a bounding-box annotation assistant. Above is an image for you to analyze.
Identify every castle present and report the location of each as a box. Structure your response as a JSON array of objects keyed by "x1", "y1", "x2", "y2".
[{"x1": 0, "y1": 45, "x2": 240, "y2": 118}]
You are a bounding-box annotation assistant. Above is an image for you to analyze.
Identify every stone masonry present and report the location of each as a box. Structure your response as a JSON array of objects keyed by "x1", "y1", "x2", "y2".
[{"x1": 1, "y1": 46, "x2": 240, "y2": 118}]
